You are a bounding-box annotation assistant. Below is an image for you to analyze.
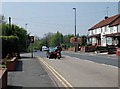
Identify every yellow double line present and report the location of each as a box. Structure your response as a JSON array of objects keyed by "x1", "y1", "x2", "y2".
[{"x1": 37, "y1": 57, "x2": 74, "y2": 89}]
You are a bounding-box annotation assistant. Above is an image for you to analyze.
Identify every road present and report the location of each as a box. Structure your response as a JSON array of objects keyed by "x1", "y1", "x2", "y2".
[
  {"x1": 62, "y1": 51, "x2": 118, "y2": 67},
  {"x1": 34, "y1": 51, "x2": 118, "y2": 87}
]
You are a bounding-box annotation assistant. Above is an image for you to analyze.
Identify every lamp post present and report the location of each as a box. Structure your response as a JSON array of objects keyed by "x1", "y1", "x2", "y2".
[
  {"x1": 25, "y1": 23, "x2": 28, "y2": 32},
  {"x1": 25, "y1": 23, "x2": 28, "y2": 51},
  {"x1": 9, "y1": 17, "x2": 12, "y2": 35},
  {"x1": 73, "y1": 8, "x2": 77, "y2": 52}
]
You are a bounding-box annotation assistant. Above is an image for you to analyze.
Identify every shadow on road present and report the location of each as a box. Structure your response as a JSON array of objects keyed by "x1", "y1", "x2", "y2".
[
  {"x1": 14, "y1": 60, "x2": 23, "y2": 71},
  {"x1": 61, "y1": 56, "x2": 65, "y2": 58},
  {"x1": 7, "y1": 86, "x2": 23, "y2": 89},
  {"x1": 20, "y1": 56, "x2": 32, "y2": 59},
  {"x1": 7, "y1": 86, "x2": 60, "y2": 89}
]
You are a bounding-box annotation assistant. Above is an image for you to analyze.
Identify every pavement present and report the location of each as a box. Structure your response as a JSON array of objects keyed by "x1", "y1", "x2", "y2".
[{"x1": 7, "y1": 53, "x2": 58, "y2": 89}]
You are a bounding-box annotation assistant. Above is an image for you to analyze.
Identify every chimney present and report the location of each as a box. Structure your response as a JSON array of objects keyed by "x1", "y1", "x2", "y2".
[{"x1": 105, "y1": 16, "x2": 108, "y2": 19}]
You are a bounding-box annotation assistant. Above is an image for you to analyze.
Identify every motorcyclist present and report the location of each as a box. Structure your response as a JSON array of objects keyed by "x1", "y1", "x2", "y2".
[{"x1": 56, "y1": 45, "x2": 62, "y2": 58}]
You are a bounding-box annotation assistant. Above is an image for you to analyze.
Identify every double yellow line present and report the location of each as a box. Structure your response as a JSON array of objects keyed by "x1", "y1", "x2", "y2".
[{"x1": 37, "y1": 57, "x2": 74, "y2": 89}]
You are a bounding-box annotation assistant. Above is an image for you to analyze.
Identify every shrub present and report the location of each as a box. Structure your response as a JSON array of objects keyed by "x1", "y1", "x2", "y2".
[{"x1": 1, "y1": 36, "x2": 19, "y2": 58}]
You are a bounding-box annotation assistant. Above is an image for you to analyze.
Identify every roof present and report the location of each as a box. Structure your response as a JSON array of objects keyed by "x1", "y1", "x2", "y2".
[
  {"x1": 88, "y1": 14, "x2": 120, "y2": 31},
  {"x1": 109, "y1": 17, "x2": 120, "y2": 27}
]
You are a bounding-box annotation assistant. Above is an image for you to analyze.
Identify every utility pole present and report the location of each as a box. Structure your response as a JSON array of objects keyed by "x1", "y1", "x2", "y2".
[{"x1": 73, "y1": 8, "x2": 77, "y2": 52}]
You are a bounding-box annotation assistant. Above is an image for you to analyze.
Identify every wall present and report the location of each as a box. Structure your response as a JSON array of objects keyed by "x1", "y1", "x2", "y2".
[{"x1": 0, "y1": 68, "x2": 7, "y2": 89}]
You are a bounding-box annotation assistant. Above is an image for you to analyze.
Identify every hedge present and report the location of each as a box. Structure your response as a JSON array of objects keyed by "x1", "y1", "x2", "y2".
[{"x1": 0, "y1": 36, "x2": 19, "y2": 58}]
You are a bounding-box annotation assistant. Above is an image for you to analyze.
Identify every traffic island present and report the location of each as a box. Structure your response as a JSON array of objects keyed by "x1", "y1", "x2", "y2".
[{"x1": 0, "y1": 68, "x2": 7, "y2": 89}]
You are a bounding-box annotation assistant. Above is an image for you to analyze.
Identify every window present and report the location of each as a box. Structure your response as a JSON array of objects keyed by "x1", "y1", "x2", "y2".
[
  {"x1": 107, "y1": 37, "x2": 112, "y2": 45},
  {"x1": 118, "y1": 25, "x2": 120, "y2": 32},
  {"x1": 93, "y1": 29, "x2": 96, "y2": 35},
  {"x1": 110, "y1": 27, "x2": 113, "y2": 33},
  {"x1": 105, "y1": 26, "x2": 107, "y2": 32},
  {"x1": 92, "y1": 37, "x2": 97, "y2": 44},
  {"x1": 95, "y1": 29, "x2": 97, "y2": 34}
]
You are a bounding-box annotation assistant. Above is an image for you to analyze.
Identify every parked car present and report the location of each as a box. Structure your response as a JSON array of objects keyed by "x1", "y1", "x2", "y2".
[
  {"x1": 42, "y1": 46, "x2": 49, "y2": 51},
  {"x1": 46, "y1": 48, "x2": 57, "y2": 59}
]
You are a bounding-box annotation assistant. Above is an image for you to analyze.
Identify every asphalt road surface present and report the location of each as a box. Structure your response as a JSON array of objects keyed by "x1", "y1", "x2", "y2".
[
  {"x1": 34, "y1": 51, "x2": 118, "y2": 87},
  {"x1": 62, "y1": 51, "x2": 118, "y2": 67}
]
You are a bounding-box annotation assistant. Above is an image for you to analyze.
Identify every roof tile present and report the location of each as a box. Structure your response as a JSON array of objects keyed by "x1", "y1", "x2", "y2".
[{"x1": 88, "y1": 14, "x2": 120, "y2": 31}]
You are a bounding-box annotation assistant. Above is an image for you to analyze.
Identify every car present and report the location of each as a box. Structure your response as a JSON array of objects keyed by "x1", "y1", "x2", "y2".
[
  {"x1": 46, "y1": 48, "x2": 57, "y2": 59},
  {"x1": 42, "y1": 46, "x2": 49, "y2": 51}
]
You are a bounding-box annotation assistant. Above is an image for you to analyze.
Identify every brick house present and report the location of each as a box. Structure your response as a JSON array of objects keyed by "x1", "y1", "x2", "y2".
[{"x1": 88, "y1": 14, "x2": 120, "y2": 47}]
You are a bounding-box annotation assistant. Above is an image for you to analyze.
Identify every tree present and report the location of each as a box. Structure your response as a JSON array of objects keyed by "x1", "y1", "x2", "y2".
[
  {"x1": 63, "y1": 34, "x2": 74, "y2": 48},
  {"x1": 12, "y1": 25, "x2": 28, "y2": 51},
  {"x1": 0, "y1": 15, "x2": 6, "y2": 24},
  {"x1": 2, "y1": 23, "x2": 28, "y2": 52},
  {"x1": 79, "y1": 35, "x2": 87, "y2": 46},
  {"x1": 50, "y1": 31, "x2": 63, "y2": 47},
  {"x1": 44, "y1": 32, "x2": 53, "y2": 47}
]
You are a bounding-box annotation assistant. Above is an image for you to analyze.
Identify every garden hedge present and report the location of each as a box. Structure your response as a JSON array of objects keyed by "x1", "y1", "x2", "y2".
[{"x1": 0, "y1": 36, "x2": 19, "y2": 58}]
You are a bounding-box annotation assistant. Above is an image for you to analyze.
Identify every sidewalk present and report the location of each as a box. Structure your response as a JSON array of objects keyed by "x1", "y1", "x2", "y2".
[{"x1": 7, "y1": 53, "x2": 58, "y2": 89}]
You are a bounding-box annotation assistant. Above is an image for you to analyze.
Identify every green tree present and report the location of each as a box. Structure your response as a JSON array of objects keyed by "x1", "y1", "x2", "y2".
[
  {"x1": 50, "y1": 31, "x2": 63, "y2": 47},
  {"x1": 79, "y1": 35, "x2": 87, "y2": 46},
  {"x1": 12, "y1": 25, "x2": 28, "y2": 51},
  {"x1": 44, "y1": 32, "x2": 53, "y2": 47},
  {"x1": 2, "y1": 23, "x2": 28, "y2": 52},
  {"x1": 62, "y1": 34, "x2": 74, "y2": 48}
]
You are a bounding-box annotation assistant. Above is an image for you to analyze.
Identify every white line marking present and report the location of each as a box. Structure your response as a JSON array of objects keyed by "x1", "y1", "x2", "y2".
[{"x1": 63, "y1": 55, "x2": 118, "y2": 69}]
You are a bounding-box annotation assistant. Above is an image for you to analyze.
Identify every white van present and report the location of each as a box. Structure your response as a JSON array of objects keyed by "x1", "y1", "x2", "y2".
[{"x1": 42, "y1": 46, "x2": 49, "y2": 51}]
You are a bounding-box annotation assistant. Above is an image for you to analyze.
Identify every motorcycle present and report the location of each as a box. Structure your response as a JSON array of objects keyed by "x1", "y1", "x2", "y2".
[{"x1": 56, "y1": 50, "x2": 61, "y2": 59}]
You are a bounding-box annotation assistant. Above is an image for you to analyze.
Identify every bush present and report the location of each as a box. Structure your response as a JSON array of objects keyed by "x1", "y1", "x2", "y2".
[{"x1": 1, "y1": 36, "x2": 19, "y2": 58}]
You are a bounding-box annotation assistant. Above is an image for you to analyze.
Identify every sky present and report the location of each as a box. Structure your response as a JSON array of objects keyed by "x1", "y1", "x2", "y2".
[{"x1": 1, "y1": 2, "x2": 119, "y2": 38}]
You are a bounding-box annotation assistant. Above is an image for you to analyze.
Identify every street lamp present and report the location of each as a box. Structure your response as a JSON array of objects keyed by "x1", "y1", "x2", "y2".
[
  {"x1": 73, "y1": 8, "x2": 77, "y2": 52},
  {"x1": 25, "y1": 23, "x2": 28, "y2": 50},
  {"x1": 25, "y1": 23, "x2": 28, "y2": 32}
]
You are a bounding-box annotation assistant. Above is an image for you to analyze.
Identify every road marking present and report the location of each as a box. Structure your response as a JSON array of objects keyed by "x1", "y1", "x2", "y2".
[
  {"x1": 100, "y1": 63, "x2": 118, "y2": 68},
  {"x1": 37, "y1": 57, "x2": 74, "y2": 89},
  {"x1": 64, "y1": 51, "x2": 117, "y2": 60},
  {"x1": 63, "y1": 55, "x2": 118, "y2": 69},
  {"x1": 82, "y1": 59, "x2": 118, "y2": 69}
]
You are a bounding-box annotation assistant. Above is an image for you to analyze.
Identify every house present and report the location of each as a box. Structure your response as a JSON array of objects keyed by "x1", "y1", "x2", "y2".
[{"x1": 88, "y1": 14, "x2": 120, "y2": 47}]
